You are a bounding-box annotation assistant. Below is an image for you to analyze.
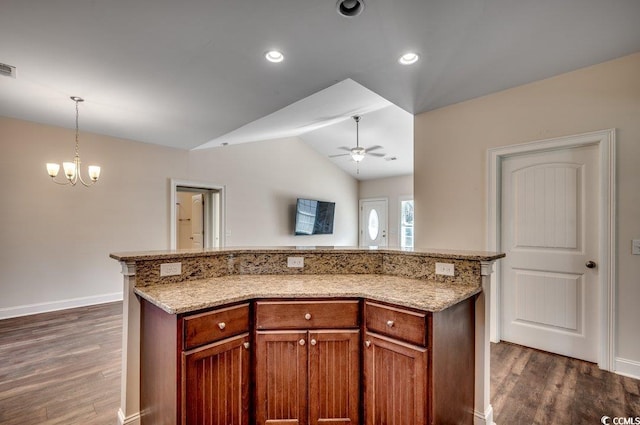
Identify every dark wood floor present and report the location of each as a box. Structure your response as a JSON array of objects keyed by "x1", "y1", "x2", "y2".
[
  {"x1": 1, "y1": 302, "x2": 639, "y2": 424},
  {"x1": 491, "y1": 341, "x2": 640, "y2": 424},
  {"x1": 0, "y1": 302, "x2": 122, "y2": 425}
]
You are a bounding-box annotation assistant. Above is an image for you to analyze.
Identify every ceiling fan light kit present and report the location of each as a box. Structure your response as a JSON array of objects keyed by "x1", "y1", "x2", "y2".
[{"x1": 328, "y1": 115, "x2": 386, "y2": 175}]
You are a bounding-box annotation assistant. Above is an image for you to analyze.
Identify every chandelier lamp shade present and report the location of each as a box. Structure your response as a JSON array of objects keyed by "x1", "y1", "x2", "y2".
[{"x1": 46, "y1": 96, "x2": 101, "y2": 186}]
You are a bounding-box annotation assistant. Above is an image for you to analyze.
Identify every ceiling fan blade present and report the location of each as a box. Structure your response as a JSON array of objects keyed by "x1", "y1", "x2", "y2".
[
  {"x1": 329, "y1": 153, "x2": 351, "y2": 158},
  {"x1": 365, "y1": 145, "x2": 383, "y2": 152},
  {"x1": 337, "y1": 146, "x2": 353, "y2": 152},
  {"x1": 369, "y1": 152, "x2": 386, "y2": 157}
]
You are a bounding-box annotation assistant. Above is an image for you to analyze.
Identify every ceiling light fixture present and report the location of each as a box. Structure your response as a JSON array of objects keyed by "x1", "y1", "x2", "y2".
[
  {"x1": 399, "y1": 52, "x2": 419, "y2": 65},
  {"x1": 337, "y1": 0, "x2": 365, "y2": 17},
  {"x1": 46, "y1": 96, "x2": 101, "y2": 187},
  {"x1": 265, "y1": 50, "x2": 284, "y2": 63},
  {"x1": 328, "y1": 115, "x2": 385, "y2": 175}
]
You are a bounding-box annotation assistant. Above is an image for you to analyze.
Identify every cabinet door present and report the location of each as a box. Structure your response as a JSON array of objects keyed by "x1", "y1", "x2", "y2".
[
  {"x1": 363, "y1": 332, "x2": 428, "y2": 425},
  {"x1": 256, "y1": 331, "x2": 308, "y2": 425},
  {"x1": 183, "y1": 333, "x2": 250, "y2": 425},
  {"x1": 308, "y1": 330, "x2": 360, "y2": 425}
]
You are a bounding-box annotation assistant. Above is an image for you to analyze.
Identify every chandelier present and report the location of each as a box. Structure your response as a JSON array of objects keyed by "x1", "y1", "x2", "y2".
[{"x1": 46, "y1": 96, "x2": 101, "y2": 186}]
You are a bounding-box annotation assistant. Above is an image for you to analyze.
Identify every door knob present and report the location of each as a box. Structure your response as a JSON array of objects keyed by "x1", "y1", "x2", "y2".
[
  {"x1": 586, "y1": 261, "x2": 597, "y2": 269},
  {"x1": 299, "y1": 339, "x2": 305, "y2": 346}
]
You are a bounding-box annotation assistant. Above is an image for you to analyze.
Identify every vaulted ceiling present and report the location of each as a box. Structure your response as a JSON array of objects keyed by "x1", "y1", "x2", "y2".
[{"x1": 1, "y1": 0, "x2": 639, "y2": 179}]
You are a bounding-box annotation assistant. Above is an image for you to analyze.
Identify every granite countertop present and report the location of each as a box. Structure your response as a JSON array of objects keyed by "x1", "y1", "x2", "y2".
[
  {"x1": 134, "y1": 274, "x2": 482, "y2": 314},
  {"x1": 111, "y1": 246, "x2": 505, "y2": 262}
]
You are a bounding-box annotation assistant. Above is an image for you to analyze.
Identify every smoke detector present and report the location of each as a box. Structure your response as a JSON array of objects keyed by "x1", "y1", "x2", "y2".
[
  {"x1": 337, "y1": 0, "x2": 365, "y2": 17},
  {"x1": 0, "y1": 63, "x2": 16, "y2": 78}
]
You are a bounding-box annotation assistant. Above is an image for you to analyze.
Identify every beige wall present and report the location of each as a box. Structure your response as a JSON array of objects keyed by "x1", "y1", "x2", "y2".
[
  {"x1": 188, "y1": 137, "x2": 358, "y2": 246},
  {"x1": 0, "y1": 118, "x2": 358, "y2": 316},
  {"x1": 359, "y1": 174, "x2": 413, "y2": 247},
  {"x1": 414, "y1": 52, "x2": 640, "y2": 371}
]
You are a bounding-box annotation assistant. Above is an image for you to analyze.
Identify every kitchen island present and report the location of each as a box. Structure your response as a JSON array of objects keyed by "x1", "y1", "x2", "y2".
[{"x1": 110, "y1": 247, "x2": 504, "y2": 425}]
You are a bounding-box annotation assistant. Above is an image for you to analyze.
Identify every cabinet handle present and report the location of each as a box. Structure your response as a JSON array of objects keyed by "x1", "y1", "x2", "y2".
[
  {"x1": 310, "y1": 339, "x2": 317, "y2": 346},
  {"x1": 304, "y1": 313, "x2": 312, "y2": 320},
  {"x1": 386, "y1": 320, "x2": 395, "y2": 328},
  {"x1": 243, "y1": 342, "x2": 250, "y2": 349},
  {"x1": 365, "y1": 340, "x2": 371, "y2": 348},
  {"x1": 218, "y1": 322, "x2": 226, "y2": 330},
  {"x1": 299, "y1": 339, "x2": 306, "y2": 346}
]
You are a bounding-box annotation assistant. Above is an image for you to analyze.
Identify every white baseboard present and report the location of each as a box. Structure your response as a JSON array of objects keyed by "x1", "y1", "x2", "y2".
[
  {"x1": 615, "y1": 357, "x2": 640, "y2": 380},
  {"x1": 117, "y1": 408, "x2": 141, "y2": 425},
  {"x1": 474, "y1": 405, "x2": 495, "y2": 425},
  {"x1": 0, "y1": 292, "x2": 123, "y2": 319}
]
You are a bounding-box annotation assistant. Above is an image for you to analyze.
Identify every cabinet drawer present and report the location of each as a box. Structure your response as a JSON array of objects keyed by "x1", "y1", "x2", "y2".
[
  {"x1": 365, "y1": 301, "x2": 427, "y2": 346},
  {"x1": 255, "y1": 300, "x2": 359, "y2": 330},
  {"x1": 184, "y1": 303, "x2": 250, "y2": 350}
]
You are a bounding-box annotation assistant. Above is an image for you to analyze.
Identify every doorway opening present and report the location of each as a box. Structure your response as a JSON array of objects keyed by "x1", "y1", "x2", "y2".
[{"x1": 170, "y1": 179, "x2": 225, "y2": 249}]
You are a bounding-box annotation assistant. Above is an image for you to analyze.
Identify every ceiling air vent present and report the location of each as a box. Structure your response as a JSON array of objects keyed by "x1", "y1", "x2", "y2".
[{"x1": 0, "y1": 63, "x2": 16, "y2": 78}]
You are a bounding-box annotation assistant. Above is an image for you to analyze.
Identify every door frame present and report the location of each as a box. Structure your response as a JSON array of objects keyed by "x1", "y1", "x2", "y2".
[
  {"x1": 359, "y1": 198, "x2": 388, "y2": 247},
  {"x1": 487, "y1": 129, "x2": 616, "y2": 371},
  {"x1": 170, "y1": 178, "x2": 226, "y2": 249}
]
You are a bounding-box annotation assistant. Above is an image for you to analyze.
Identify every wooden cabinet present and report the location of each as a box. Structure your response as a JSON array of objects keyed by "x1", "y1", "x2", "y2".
[
  {"x1": 363, "y1": 332, "x2": 428, "y2": 425},
  {"x1": 308, "y1": 330, "x2": 360, "y2": 425},
  {"x1": 140, "y1": 295, "x2": 475, "y2": 425},
  {"x1": 255, "y1": 300, "x2": 360, "y2": 425},
  {"x1": 140, "y1": 300, "x2": 250, "y2": 425},
  {"x1": 183, "y1": 333, "x2": 250, "y2": 425},
  {"x1": 363, "y1": 302, "x2": 428, "y2": 425},
  {"x1": 363, "y1": 298, "x2": 476, "y2": 425}
]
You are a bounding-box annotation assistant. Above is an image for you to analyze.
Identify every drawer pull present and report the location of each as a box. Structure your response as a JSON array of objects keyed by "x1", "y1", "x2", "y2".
[
  {"x1": 310, "y1": 339, "x2": 317, "y2": 346},
  {"x1": 218, "y1": 322, "x2": 226, "y2": 330},
  {"x1": 365, "y1": 340, "x2": 371, "y2": 348},
  {"x1": 243, "y1": 342, "x2": 250, "y2": 349},
  {"x1": 304, "y1": 313, "x2": 312, "y2": 320},
  {"x1": 299, "y1": 339, "x2": 306, "y2": 346},
  {"x1": 386, "y1": 320, "x2": 395, "y2": 328}
]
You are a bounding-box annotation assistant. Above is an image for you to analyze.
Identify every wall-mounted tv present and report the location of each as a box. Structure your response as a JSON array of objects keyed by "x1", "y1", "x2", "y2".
[{"x1": 294, "y1": 198, "x2": 335, "y2": 235}]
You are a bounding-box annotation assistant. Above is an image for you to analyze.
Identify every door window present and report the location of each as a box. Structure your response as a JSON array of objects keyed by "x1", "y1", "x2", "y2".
[{"x1": 368, "y1": 209, "x2": 379, "y2": 240}]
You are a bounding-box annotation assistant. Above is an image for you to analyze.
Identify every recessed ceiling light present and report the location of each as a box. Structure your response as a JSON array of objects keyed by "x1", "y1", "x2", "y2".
[
  {"x1": 337, "y1": 0, "x2": 365, "y2": 17},
  {"x1": 265, "y1": 50, "x2": 284, "y2": 63},
  {"x1": 398, "y1": 52, "x2": 419, "y2": 65}
]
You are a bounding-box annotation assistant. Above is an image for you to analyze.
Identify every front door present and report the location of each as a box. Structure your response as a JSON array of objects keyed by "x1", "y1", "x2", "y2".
[
  {"x1": 359, "y1": 199, "x2": 388, "y2": 247},
  {"x1": 500, "y1": 144, "x2": 599, "y2": 362}
]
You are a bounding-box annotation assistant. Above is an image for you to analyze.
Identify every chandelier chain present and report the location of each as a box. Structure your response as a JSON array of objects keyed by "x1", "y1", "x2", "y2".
[{"x1": 74, "y1": 98, "x2": 80, "y2": 157}]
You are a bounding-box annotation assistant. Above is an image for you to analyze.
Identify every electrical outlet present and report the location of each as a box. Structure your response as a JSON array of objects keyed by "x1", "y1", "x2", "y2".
[
  {"x1": 435, "y1": 262, "x2": 455, "y2": 276},
  {"x1": 632, "y1": 239, "x2": 640, "y2": 255},
  {"x1": 160, "y1": 262, "x2": 182, "y2": 277},
  {"x1": 287, "y1": 257, "x2": 304, "y2": 268}
]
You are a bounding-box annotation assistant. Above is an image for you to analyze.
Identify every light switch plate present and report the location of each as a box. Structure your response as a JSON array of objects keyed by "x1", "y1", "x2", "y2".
[
  {"x1": 287, "y1": 257, "x2": 304, "y2": 268},
  {"x1": 435, "y1": 262, "x2": 455, "y2": 276},
  {"x1": 160, "y1": 262, "x2": 182, "y2": 276},
  {"x1": 632, "y1": 239, "x2": 640, "y2": 255}
]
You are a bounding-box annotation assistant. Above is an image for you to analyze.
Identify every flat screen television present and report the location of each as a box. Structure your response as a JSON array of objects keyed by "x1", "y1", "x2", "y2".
[{"x1": 294, "y1": 198, "x2": 335, "y2": 235}]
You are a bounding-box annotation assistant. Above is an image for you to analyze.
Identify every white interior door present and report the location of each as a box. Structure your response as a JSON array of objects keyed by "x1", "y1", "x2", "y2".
[
  {"x1": 360, "y1": 199, "x2": 388, "y2": 247},
  {"x1": 191, "y1": 194, "x2": 204, "y2": 248},
  {"x1": 500, "y1": 144, "x2": 599, "y2": 362}
]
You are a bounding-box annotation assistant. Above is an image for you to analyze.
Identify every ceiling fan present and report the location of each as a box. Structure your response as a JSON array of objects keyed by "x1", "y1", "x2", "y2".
[{"x1": 329, "y1": 116, "x2": 385, "y2": 173}]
